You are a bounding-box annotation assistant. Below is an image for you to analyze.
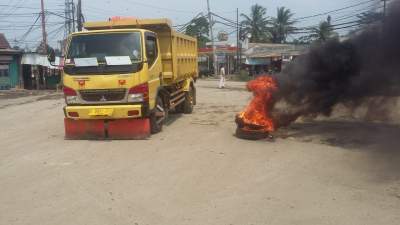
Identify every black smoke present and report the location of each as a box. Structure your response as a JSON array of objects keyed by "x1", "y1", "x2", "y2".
[{"x1": 271, "y1": 1, "x2": 400, "y2": 127}]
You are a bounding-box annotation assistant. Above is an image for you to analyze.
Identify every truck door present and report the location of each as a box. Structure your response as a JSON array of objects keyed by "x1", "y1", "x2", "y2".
[{"x1": 145, "y1": 32, "x2": 162, "y2": 110}]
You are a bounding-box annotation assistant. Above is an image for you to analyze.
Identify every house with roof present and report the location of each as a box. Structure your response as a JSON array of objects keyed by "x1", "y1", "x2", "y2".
[
  {"x1": 243, "y1": 43, "x2": 308, "y2": 74},
  {"x1": 21, "y1": 52, "x2": 62, "y2": 90},
  {"x1": 0, "y1": 33, "x2": 23, "y2": 90}
]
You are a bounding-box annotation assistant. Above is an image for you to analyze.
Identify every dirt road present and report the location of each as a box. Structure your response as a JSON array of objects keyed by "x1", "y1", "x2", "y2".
[{"x1": 1, "y1": 80, "x2": 399, "y2": 225}]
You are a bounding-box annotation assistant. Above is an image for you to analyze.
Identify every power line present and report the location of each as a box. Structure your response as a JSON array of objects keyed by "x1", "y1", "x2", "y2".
[
  {"x1": 294, "y1": 0, "x2": 378, "y2": 20},
  {"x1": 16, "y1": 14, "x2": 40, "y2": 42},
  {"x1": 1, "y1": 0, "x2": 26, "y2": 18},
  {"x1": 176, "y1": 12, "x2": 204, "y2": 32},
  {"x1": 0, "y1": 23, "x2": 63, "y2": 28},
  {"x1": 46, "y1": 11, "x2": 76, "y2": 21},
  {"x1": 294, "y1": 20, "x2": 361, "y2": 31},
  {"x1": 0, "y1": 4, "x2": 63, "y2": 11},
  {"x1": 124, "y1": 0, "x2": 197, "y2": 14},
  {"x1": 211, "y1": 12, "x2": 237, "y2": 25},
  {"x1": 0, "y1": 12, "x2": 40, "y2": 15},
  {"x1": 293, "y1": 2, "x2": 384, "y2": 33},
  {"x1": 333, "y1": 1, "x2": 382, "y2": 21},
  {"x1": 0, "y1": 0, "x2": 14, "y2": 14},
  {"x1": 83, "y1": 7, "x2": 125, "y2": 17},
  {"x1": 214, "y1": 20, "x2": 239, "y2": 29},
  {"x1": 292, "y1": 18, "x2": 380, "y2": 35}
]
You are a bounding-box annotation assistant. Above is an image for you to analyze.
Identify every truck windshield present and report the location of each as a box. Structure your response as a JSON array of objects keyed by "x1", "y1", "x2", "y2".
[
  {"x1": 67, "y1": 32, "x2": 142, "y2": 64},
  {"x1": 64, "y1": 32, "x2": 143, "y2": 75}
]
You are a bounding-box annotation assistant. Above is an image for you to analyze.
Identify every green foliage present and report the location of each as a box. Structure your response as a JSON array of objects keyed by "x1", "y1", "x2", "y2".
[
  {"x1": 299, "y1": 16, "x2": 338, "y2": 43},
  {"x1": 270, "y1": 7, "x2": 296, "y2": 43},
  {"x1": 232, "y1": 69, "x2": 252, "y2": 82},
  {"x1": 240, "y1": 4, "x2": 271, "y2": 43},
  {"x1": 185, "y1": 16, "x2": 210, "y2": 48}
]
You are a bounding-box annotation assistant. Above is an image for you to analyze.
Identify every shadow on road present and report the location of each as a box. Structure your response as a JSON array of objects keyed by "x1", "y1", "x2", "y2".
[
  {"x1": 276, "y1": 121, "x2": 400, "y2": 152},
  {"x1": 275, "y1": 121, "x2": 400, "y2": 182},
  {"x1": 165, "y1": 112, "x2": 183, "y2": 126}
]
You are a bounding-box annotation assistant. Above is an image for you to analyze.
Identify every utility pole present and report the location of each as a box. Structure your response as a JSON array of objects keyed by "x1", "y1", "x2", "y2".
[
  {"x1": 65, "y1": 0, "x2": 70, "y2": 37},
  {"x1": 71, "y1": 0, "x2": 75, "y2": 32},
  {"x1": 382, "y1": 0, "x2": 387, "y2": 18},
  {"x1": 40, "y1": 0, "x2": 47, "y2": 54},
  {"x1": 39, "y1": 0, "x2": 47, "y2": 90},
  {"x1": 206, "y1": 0, "x2": 218, "y2": 76},
  {"x1": 236, "y1": 8, "x2": 239, "y2": 74},
  {"x1": 64, "y1": 0, "x2": 75, "y2": 37},
  {"x1": 77, "y1": 0, "x2": 82, "y2": 31}
]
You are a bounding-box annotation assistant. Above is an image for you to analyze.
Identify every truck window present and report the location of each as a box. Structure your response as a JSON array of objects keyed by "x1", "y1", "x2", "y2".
[
  {"x1": 67, "y1": 32, "x2": 142, "y2": 63},
  {"x1": 64, "y1": 32, "x2": 143, "y2": 75},
  {"x1": 145, "y1": 35, "x2": 158, "y2": 67}
]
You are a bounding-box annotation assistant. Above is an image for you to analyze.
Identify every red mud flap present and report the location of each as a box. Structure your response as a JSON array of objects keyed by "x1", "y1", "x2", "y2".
[
  {"x1": 64, "y1": 118, "x2": 105, "y2": 139},
  {"x1": 64, "y1": 118, "x2": 150, "y2": 140},
  {"x1": 107, "y1": 119, "x2": 150, "y2": 140}
]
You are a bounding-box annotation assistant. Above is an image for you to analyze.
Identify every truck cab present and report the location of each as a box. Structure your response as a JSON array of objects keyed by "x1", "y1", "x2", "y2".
[{"x1": 57, "y1": 18, "x2": 198, "y2": 139}]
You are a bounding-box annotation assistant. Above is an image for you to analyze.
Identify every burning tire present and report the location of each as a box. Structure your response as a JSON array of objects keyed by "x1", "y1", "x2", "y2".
[
  {"x1": 234, "y1": 75, "x2": 277, "y2": 140},
  {"x1": 235, "y1": 127, "x2": 270, "y2": 140},
  {"x1": 235, "y1": 115, "x2": 272, "y2": 140}
]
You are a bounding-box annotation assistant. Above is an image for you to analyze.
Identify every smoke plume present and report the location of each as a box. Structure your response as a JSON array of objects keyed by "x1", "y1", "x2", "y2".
[{"x1": 271, "y1": 1, "x2": 400, "y2": 127}]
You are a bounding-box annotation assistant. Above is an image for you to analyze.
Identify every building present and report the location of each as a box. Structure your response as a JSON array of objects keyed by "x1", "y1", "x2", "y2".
[
  {"x1": 198, "y1": 41, "x2": 239, "y2": 76},
  {"x1": 0, "y1": 33, "x2": 23, "y2": 90},
  {"x1": 243, "y1": 43, "x2": 308, "y2": 74},
  {"x1": 21, "y1": 53, "x2": 61, "y2": 90}
]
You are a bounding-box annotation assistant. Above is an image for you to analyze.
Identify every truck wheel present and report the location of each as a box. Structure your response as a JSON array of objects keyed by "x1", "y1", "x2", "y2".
[
  {"x1": 183, "y1": 86, "x2": 194, "y2": 114},
  {"x1": 150, "y1": 96, "x2": 167, "y2": 134}
]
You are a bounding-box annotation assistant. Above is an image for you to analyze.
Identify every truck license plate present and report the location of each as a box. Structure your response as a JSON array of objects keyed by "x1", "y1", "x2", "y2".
[{"x1": 89, "y1": 108, "x2": 114, "y2": 116}]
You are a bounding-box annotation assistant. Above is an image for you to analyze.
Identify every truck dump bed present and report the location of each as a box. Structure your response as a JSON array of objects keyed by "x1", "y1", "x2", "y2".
[{"x1": 84, "y1": 18, "x2": 198, "y2": 84}]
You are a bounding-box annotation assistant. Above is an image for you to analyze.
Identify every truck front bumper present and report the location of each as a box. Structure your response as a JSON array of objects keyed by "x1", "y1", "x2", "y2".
[
  {"x1": 63, "y1": 104, "x2": 150, "y2": 139},
  {"x1": 64, "y1": 104, "x2": 145, "y2": 120},
  {"x1": 64, "y1": 118, "x2": 150, "y2": 139}
]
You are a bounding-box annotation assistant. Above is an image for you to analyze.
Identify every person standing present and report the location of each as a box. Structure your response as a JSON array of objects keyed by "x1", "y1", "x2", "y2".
[{"x1": 219, "y1": 66, "x2": 226, "y2": 89}]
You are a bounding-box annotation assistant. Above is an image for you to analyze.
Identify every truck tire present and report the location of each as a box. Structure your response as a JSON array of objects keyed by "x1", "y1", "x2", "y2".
[
  {"x1": 183, "y1": 86, "x2": 194, "y2": 114},
  {"x1": 150, "y1": 96, "x2": 167, "y2": 134}
]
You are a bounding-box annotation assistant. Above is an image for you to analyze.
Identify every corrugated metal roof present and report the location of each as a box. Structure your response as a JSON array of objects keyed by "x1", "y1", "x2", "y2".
[
  {"x1": 244, "y1": 43, "x2": 308, "y2": 58},
  {"x1": 21, "y1": 53, "x2": 61, "y2": 69}
]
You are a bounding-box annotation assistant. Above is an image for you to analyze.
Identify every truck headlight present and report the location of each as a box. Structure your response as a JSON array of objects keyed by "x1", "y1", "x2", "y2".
[
  {"x1": 128, "y1": 93, "x2": 144, "y2": 103},
  {"x1": 66, "y1": 95, "x2": 79, "y2": 104},
  {"x1": 63, "y1": 86, "x2": 79, "y2": 104},
  {"x1": 128, "y1": 83, "x2": 149, "y2": 103}
]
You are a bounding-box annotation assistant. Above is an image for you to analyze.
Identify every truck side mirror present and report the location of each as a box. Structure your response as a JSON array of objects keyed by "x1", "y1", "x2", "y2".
[{"x1": 47, "y1": 49, "x2": 56, "y2": 63}]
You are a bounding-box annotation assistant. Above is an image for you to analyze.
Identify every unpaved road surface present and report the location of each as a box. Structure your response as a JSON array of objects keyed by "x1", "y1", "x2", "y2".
[{"x1": 1, "y1": 80, "x2": 400, "y2": 225}]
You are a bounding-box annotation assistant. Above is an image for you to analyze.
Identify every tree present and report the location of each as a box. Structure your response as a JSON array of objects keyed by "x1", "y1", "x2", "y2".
[
  {"x1": 270, "y1": 7, "x2": 296, "y2": 43},
  {"x1": 240, "y1": 4, "x2": 271, "y2": 43},
  {"x1": 309, "y1": 16, "x2": 338, "y2": 42},
  {"x1": 185, "y1": 16, "x2": 210, "y2": 48}
]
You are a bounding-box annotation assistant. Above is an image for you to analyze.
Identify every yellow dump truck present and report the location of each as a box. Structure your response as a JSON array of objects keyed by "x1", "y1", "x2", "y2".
[{"x1": 52, "y1": 18, "x2": 198, "y2": 139}]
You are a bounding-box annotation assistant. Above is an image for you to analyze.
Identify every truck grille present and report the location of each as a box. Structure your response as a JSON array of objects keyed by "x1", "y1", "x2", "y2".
[{"x1": 79, "y1": 89, "x2": 126, "y2": 102}]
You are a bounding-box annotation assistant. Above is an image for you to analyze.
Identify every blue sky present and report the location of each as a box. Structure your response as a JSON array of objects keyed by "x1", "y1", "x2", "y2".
[{"x1": 0, "y1": 0, "x2": 383, "y2": 49}]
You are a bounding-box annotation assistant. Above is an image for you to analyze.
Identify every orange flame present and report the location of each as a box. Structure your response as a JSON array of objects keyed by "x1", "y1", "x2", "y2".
[{"x1": 238, "y1": 75, "x2": 277, "y2": 132}]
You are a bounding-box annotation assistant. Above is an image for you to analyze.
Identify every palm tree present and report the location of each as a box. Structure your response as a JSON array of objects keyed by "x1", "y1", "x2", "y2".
[
  {"x1": 240, "y1": 4, "x2": 271, "y2": 43},
  {"x1": 309, "y1": 16, "x2": 337, "y2": 42},
  {"x1": 185, "y1": 16, "x2": 210, "y2": 48},
  {"x1": 271, "y1": 7, "x2": 296, "y2": 43}
]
